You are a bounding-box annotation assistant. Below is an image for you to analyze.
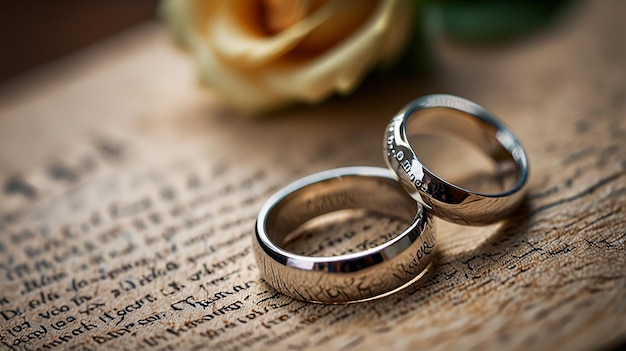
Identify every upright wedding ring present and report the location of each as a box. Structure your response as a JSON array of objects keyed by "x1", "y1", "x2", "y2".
[
  {"x1": 384, "y1": 94, "x2": 529, "y2": 225},
  {"x1": 254, "y1": 167, "x2": 436, "y2": 303}
]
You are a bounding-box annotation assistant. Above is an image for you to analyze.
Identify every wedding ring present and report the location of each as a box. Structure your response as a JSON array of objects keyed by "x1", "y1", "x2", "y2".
[
  {"x1": 254, "y1": 167, "x2": 436, "y2": 303},
  {"x1": 384, "y1": 94, "x2": 529, "y2": 225}
]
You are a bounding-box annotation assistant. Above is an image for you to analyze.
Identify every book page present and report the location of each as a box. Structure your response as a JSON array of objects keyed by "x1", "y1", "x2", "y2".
[{"x1": 1, "y1": 1, "x2": 625, "y2": 350}]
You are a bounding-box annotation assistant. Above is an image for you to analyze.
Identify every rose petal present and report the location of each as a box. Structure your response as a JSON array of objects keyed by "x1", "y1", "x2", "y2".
[
  {"x1": 378, "y1": 0, "x2": 413, "y2": 65},
  {"x1": 294, "y1": 0, "x2": 379, "y2": 55},
  {"x1": 261, "y1": 0, "x2": 326, "y2": 34},
  {"x1": 260, "y1": 0, "x2": 410, "y2": 102},
  {"x1": 160, "y1": 0, "x2": 208, "y2": 49},
  {"x1": 207, "y1": 1, "x2": 333, "y2": 67},
  {"x1": 196, "y1": 48, "x2": 287, "y2": 111}
]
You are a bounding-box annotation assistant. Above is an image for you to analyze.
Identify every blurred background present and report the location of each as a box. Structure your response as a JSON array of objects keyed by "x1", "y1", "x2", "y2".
[
  {"x1": 0, "y1": 1, "x2": 158, "y2": 82},
  {"x1": 0, "y1": 0, "x2": 572, "y2": 83}
]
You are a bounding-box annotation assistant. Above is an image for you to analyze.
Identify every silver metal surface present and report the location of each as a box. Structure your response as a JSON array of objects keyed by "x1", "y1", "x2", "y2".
[
  {"x1": 254, "y1": 167, "x2": 436, "y2": 303},
  {"x1": 384, "y1": 94, "x2": 529, "y2": 225}
]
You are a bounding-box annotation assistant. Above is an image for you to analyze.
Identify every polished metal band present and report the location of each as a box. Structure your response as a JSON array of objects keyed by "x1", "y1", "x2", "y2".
[
  {"x1": 384, "y1": 94, "x2": 529, "y2": 225},
  {"x1": 254, "y1": 167, "x2": 436, "y2": 303}
]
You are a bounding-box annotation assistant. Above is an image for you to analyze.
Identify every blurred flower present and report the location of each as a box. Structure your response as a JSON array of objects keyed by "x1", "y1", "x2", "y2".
[{"x1": 161, "y1": 0, "x2": 414, "y2": 115}]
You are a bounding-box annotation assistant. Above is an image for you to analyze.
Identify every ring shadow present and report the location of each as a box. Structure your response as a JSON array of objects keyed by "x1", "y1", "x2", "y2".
[{"x1": 346, "y1": 199, "x2": 533, "y2": 316}]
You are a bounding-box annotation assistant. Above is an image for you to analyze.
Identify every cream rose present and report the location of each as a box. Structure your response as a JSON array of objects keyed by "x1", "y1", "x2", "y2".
[{"x1": 161, "y1": 0, "x2": 414, "y2": 114}]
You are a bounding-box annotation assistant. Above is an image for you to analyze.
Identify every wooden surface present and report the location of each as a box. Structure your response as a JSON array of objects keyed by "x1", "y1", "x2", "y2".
[{"x1": 0, "y1": 1, "x2": 624, "y2": 350}]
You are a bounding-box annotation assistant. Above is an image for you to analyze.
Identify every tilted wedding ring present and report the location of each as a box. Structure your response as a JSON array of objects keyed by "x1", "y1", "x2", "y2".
[
  {"x1": 384, "y1": 94, "x2": 529, "y2": 225},
  {"x1": 253, "y1": 167, "x2": 436, "y2": 303}
]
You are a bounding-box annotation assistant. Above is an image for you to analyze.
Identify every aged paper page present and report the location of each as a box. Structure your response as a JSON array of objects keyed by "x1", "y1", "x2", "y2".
[{"x1": 1, "y1": 1, "x2": 625, "y2": 350}]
